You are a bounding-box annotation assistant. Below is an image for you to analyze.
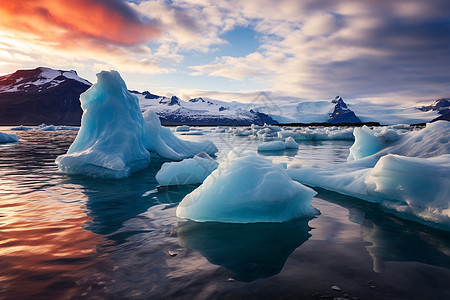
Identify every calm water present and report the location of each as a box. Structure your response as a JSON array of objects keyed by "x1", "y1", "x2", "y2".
[{"x1": 1, "y1": 127, "x2": 449, "y2": 299}]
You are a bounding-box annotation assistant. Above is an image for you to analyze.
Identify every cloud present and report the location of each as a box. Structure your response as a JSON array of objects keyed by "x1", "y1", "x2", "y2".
[
  {"x1": 0, "y1": 0, "x2": 159, "y2": 46},
  {"x1": 178, "y1": 0, "x2": 450, "y2": 103},
  {"x1": 0, "y1": 0, "x2": 170, "y2": 75}
]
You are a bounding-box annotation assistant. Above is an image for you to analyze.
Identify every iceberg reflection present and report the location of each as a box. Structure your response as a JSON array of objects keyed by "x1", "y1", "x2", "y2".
[{"x1": 177, "y1": 219, "x2": 312, "y2": 282}]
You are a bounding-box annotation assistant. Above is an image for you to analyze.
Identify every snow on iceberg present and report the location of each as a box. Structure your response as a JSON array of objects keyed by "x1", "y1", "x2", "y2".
[
  {"x1": 143, "y1": 110, "x2": 217, "y2": 160},
  {"x1": 56, "y1": 71, "x2": 151, "y2": 178},
  {"x1": 156, "y1": 152, "x2": 218, "y2": 186},
  {"x1": 287, "y1": 121, "x2": 450, "y2": 230},
  {"x1": 257, "y1": 137, "x2": 299, "y2": 152},
  {"x1": 177, "y1": 150, "x2": 318, "y2": 223},
  {"x1": 0, "y1": 132, "x2": 19, "y2": 143}
]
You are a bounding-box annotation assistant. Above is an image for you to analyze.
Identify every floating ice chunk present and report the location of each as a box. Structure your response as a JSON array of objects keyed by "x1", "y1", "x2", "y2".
[
  {"x1": 284, "y1": 137, "x2": 299, "y2": 149},
  {"x1": 348, "y1": 126, "x2": 402, "y2": 161},
  {"x1": 288, "y1": 121, "x2": 450, "y2": 230},
  {"x1": 349, "y1": 121, "x2": 449, "y2": 161},
  {"x1": 365, "y1": 154, "x2": 450, "y2": 226},
  {"x1": 257, "y1": 137, "x2": 298, "y2": 152},
  {"x1": 176, "y1": 125, "x2": 190, "y2": 132},
  {"x1": 56, "y1": 71, "x2": 151, "y2": 178},
  {"x1": 257, "y1": 141, "x2": 286, "y2": 152},
  {"x1": 0, "y1": 132, "x2": 19, "y2": 143},
  {"x1": 177, "y1": 150, "x2": 318, "y2": 223},
  {"x1": 39, "y1": 125, "x2": 56, "y2": 131},
  {"x1": 277, "y1": 127, "x2": 354, "y2": 141},
  {"x1": 156, "y1": 152, "x2": 218, "y2": 186},
  {"x1": 10, "y1": 125, "x2": 33, "y2": 131},
  {"x1": 143, "y1": 110, "x2": 218, "y2": 160}
]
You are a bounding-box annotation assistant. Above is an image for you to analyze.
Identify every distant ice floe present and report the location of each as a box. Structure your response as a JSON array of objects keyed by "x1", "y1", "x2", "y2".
[
  {"x1": 10, "y1": 124, "x2": 79, "y2": 131},
  {"x1": 156, "y1": 152, "x2": 218, "y2": 186},
  {"x1": 0, "y1": 132, "x2": 19, "y2": 143},
  {"x1": 226, "y1": 124, "x2": 356, "y2": 141},
  {"x1": 177, "y1": 150, "x2": 318, "y2": 223},
  {"x1": 288, "y1": 121, "x2": 450, "y2": 230},
  {"x1": 56, "y1": 71, "x2": 217, "y2": 178}
]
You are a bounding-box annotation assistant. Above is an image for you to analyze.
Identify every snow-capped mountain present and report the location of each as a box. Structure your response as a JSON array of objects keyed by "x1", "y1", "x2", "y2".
[
  {"x1": 417, "y1": 98, "x2": 450, "y2": 121},
  {"x1": 133, "y1": 92, "x2": 277, "y2": 125},
  {"x1": 0, "y1": 67, "x2": 447, "y2": 126},
  {"x1": 0, "y1": 67, "x2": 91, "y2": 125},
  {"x1": 252, "y1": 96, "x2": 362, "y2": 124}
]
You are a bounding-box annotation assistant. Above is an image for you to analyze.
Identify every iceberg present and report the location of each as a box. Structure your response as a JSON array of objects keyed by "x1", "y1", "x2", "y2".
[
  {"x1": 56, "y1": 71, "x2": 151, "y2": 178},
  {"x1": 143, "y1": 110, "x2": 217, "y2": 160},
  {"x1": 257, "y1": 137, "x2": 299, "y2": 152},
  {"x1": 155, "y1": 152, "x2": 218, "y2": 186},
  {"x1": 56, "y1": 70, "x2": 218, "y2": 178},
  {"x1": 0, "y1": 132, "x2": 19, "y2": 143},
  {"x1": 177, "y1": 150, "x2": 318, "y2": 223},
  {"x1": 288, "y1": 121, "x2": 450, "y2": 230}
]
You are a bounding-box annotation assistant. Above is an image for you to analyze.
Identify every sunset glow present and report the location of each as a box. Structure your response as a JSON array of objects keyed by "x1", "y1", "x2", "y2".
[{"x1": 1, "y1": 0, "x2": 450, "y2": 103}]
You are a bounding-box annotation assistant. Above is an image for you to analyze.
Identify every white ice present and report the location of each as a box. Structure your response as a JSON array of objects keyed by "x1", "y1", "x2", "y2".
[
  {"x1": 156, "y1": 152, "x2": 218, "y2": 186},
  {"x1": 257, "y1": 137, "x2": 299, "y2": 152},
  {"x1": 143, "y1": 111, "x2": 217, "y2": 160},
  {"x1": 177, "y1": 150, "x2": 318, "y2": 223},
  {"x1": 287, "y1": 121, "x2": 450, "y2": 230},
  {"x1": 56, "y1": 71, "x2": 218, "y2": 178},
  {"x1": 0, "y1": 132, "x2": 19, "y2": 143},
  {"x1": 56, "y1": 71, "x2": 151, "y2": 178}
]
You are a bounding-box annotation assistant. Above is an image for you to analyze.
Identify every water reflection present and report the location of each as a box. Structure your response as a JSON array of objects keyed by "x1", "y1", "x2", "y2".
[
  {"x1": 257, "y1": 148, "x2": 299, "y2": 157},
  {"x1": 177, "y1": 219, "x2": 312, "y2": 282},
  {"x1": 63, "y1": 160, "x2": 192, "y2": 237},
  {"x1": 316, "y1": 188, "x2": 450, "y2": 273}
]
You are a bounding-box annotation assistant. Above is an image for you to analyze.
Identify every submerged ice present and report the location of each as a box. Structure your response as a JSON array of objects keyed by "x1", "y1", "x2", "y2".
[
  {"x1": 177, "y1": 150, "x2": 318, "y2": 223},
  {"x1": 288, "y1": 121, "x2": 450, "y2": 230},
  {"x1": 56, "y1": 70, "x2": 217, "y2": 178}
]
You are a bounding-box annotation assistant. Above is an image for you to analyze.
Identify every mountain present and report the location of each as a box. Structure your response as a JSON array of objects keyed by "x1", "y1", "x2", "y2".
[
  {"x1": 328, "y1": 96, "x2": 362, "y2": 124},
  {"x1": 417, "y1": 98, "x2": 450, "y2": 122},
  {"x1": 0, "y1": 67, "x2": 91, "y2": 125},
  {"x1": 0, "y1": 67, "x2": 447, "y2": 126},
  {"x1": 134, "y1": 92, "x2": 277, "y2": 125},
  {"x1": 252, "y1": 96, "x2": 362, "y2": 124}
]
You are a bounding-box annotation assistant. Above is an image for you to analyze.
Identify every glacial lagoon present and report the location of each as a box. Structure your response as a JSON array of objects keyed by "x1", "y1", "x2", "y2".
[{"x1": 1, "y1": 127, "x2": 449, "y2": 299}]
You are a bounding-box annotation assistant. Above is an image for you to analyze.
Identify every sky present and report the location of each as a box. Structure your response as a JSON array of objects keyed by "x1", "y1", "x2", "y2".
[{"x1": 0, "y1": 0, "x2": 449, "y2": 105}]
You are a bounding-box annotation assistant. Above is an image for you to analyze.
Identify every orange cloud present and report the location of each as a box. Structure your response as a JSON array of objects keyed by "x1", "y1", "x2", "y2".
[{"x1": 0, "y1": 0, "x2": 160, "y2": 47}]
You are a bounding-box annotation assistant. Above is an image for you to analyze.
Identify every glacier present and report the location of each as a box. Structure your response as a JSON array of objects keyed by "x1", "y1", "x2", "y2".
[
  {"x1": 287, "y1": 121, "x2": 450, "y2": 230},
  {"x1": 156, "y1": 152, "x2": 218, "y2": 186},
  {"x1": 55, "y1": 71, "x2": 151, "y2": 178},
  {"x1": 176, "y1": 150, "x2": 318, "y2": 223},
  {"x1": 0, "y1": 132, "x2": 19, "y2": 143}
]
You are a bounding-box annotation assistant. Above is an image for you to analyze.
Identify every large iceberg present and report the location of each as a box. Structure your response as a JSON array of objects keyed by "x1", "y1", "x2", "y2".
[
  {"x1": 143, "y1": 111, "x2": 217, "y2": 160},
  {"x1": 155, "y1": 152, "x2": 218, "y2": 186},
  {"x1": 0, "y1": 132, "x2": 19, "y2": 143},
  {"x1": 56, "y1": 71, "x2": 218, "y2": 178},
  {"x1": 56, "y1": 71, "x2": 151, "y2": 178},
  {"x1": 288, "y1": 121, "x2": 450, "y2": 230},
  {"x1": 177, "y1": 150, "x2": 318, "y2": 223}
]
